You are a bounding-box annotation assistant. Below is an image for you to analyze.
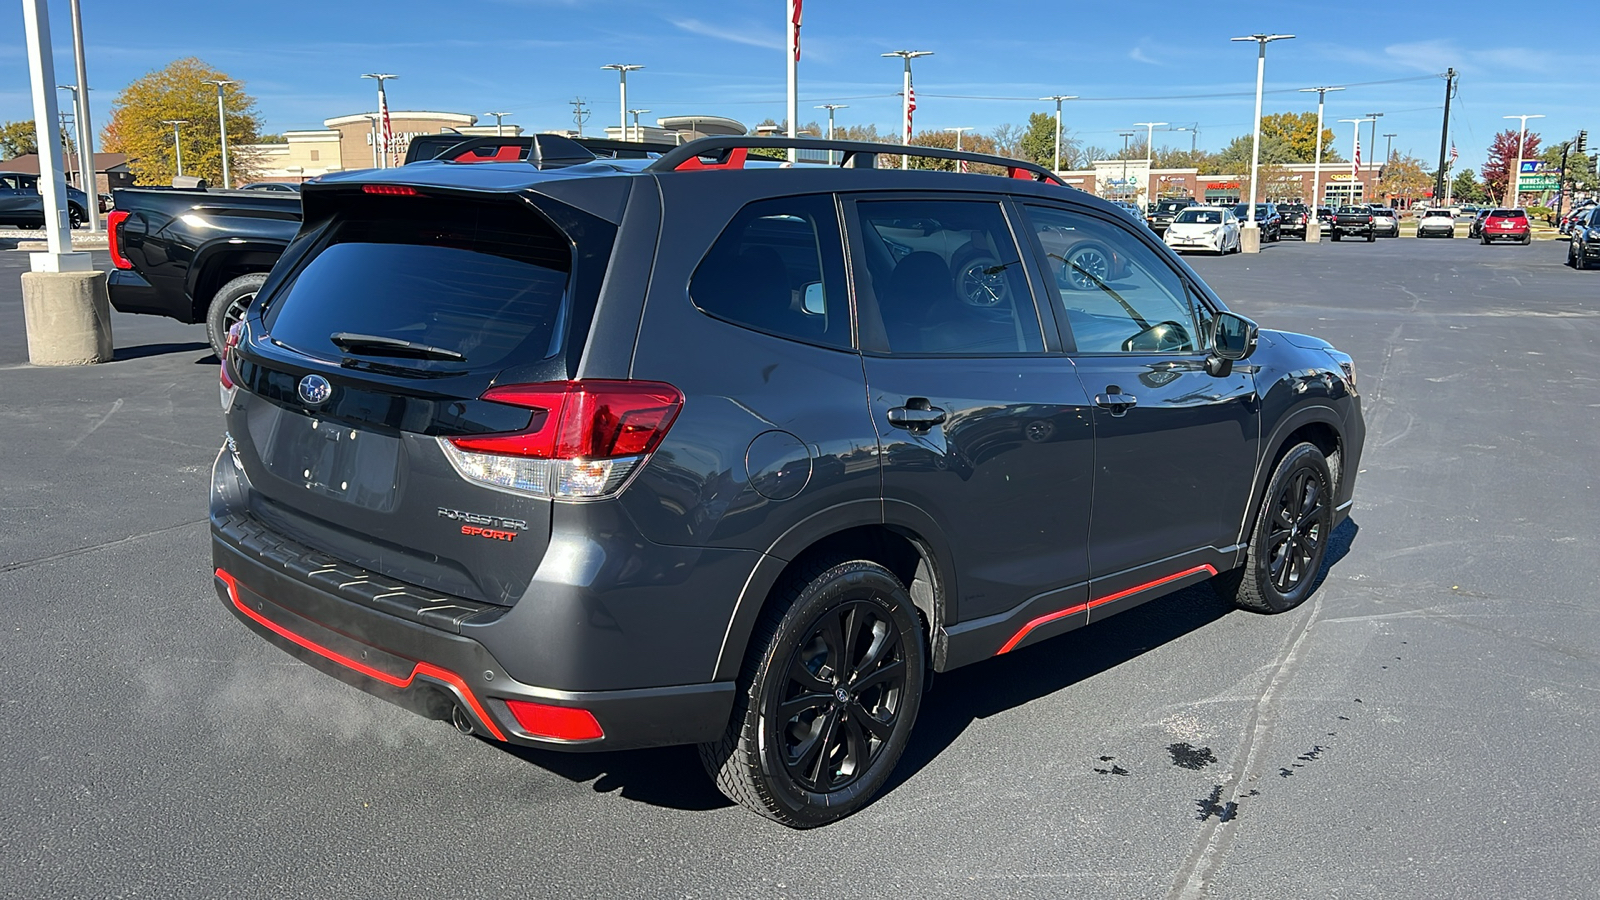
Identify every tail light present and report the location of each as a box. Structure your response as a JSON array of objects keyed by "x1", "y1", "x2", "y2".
[
  {"x1": 219, "y1": 321, "x2": 244, "y2": 411},
  {"x1": 107, "y1": 210, "x2": 132, "y2": 270},
  {"x1": 438, "y1": 380, "x2": 684, "y2": 500}
]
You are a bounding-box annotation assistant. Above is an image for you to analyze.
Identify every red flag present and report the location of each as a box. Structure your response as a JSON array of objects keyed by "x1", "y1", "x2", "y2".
[
  {"x1": 378, "y1": 88, "x2": 394, "y2": 166},
  {"x1": 1450, "y1": 141, "x2": 1459, "y2": 165},
  {"x1": 1352, "y1": 138, "x2": 1360, "y2": 178},
  {"x1": 904, "y1": 80, "x2": 916, "y2": 143},
  {"x1": 791, "y1": 0, "x2": 802, "y2": 61}
]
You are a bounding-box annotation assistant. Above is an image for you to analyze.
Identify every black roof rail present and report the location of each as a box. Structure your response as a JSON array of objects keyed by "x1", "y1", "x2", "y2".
[
  {"x1": 571, "y1": 136, "x2": 680, "y2": 158},
  {"x1": 645, "y1": 136, "x2": 1068, "y2": 185}
]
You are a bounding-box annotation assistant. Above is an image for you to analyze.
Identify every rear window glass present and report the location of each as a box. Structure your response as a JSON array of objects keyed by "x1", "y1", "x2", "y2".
[
  {"x1": 1157, "y1": 200, "x2": 1191, "y2": 213},
  {"x1": 1490, "y1": 209, "x2": 1523, "y2": 218},
  {"x1": 1425, "y1": 210, "x2": 1450, "y2": 217},
  {"x1": 263, "y1": 194, "x2": 571, "y2": 372}
]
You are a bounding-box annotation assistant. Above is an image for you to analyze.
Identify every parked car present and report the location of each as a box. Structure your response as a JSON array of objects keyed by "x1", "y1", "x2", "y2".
[
  {"x1": 1369, "y1": 206, "x2": 1400, "y2": 238},
  {"x1": 1567, "y1": 206, "x2": 1600, "y2": 269},
  {"x1": 1331, "y1": 206, "x2": 1377, "y2": 242},
  {"x1": 1480, "y1": 208, "x2": 1531, "y2": 245},
  {"x1": 1278, "y1": 204, "x2": 1311, "y2": 239},
  {"x1": 1163, "y1": 205, "x2": 1241, "y2": 255},
  {"x1": 1316, "y1": 206, "x2": 1336, "y2": 235},
  {"x1": 0, "y1": 172, "x2": 92, "y2": 228},
  {"x1": 1416, "y1": 208, "x2": 1456, "y2": 238},
  {"x1": 1146, "y1": 196, "x2": 1198, "y2": 234},
  {"x1": 1467, "y1": 208, "x2": 1492, "y2": 239},
  {"x1": 1231, "y1": 202, "x2": 1282, "y2": 241},
  {"x1": 1559, "y1": 203, "x2": 1595, "y2": 235},
  {"x1": 1111, "y1": 200, "x2": 1146, "y2": 222},
  {"x1": 210, "y1": 134, "x2": 1364, "y2": 828}
]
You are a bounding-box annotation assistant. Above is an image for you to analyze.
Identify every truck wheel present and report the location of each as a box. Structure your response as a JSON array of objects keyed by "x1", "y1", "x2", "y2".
[
  {"x1": 700, "y1": 559, "x2": 926, "y2": 828},
  {"x1": 1365, "y1": 230, "x2": 1375, "y2": 242},
  {"x1": 205, "y1": 273, "x2": 268, "y2": 360},
  {"x1": 1213, "y1": 442, "x2": 1334, "y2": 614},
  {"x1": 1331, "y1": 232, "x2": 1341, "y2": 242}
]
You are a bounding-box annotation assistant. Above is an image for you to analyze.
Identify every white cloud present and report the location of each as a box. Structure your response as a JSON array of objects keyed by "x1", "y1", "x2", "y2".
[
  {"x1": 669, "y1": 18, "x2": 781, "y2": 51},
  {"x1": 1129, "y1": 46, "x2": 1161, "y2": 66}
]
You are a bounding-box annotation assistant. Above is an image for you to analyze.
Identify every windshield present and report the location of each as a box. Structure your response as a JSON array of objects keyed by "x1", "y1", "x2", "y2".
[
  {"x1": 1174, "y1": 209, "x2": 1223, "y2": 225},
  {"x1": 1232, "y1": 204, "x2": 1271, "y2": 217}
]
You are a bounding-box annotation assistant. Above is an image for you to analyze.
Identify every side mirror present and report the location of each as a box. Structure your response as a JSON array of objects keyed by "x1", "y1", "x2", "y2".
[
  {"x1": 800, "y1": 282, "x2": 826, "y2": 315},
  {"x1": 1207, "y1": 311, "x2": 1258, "y2": 375}
]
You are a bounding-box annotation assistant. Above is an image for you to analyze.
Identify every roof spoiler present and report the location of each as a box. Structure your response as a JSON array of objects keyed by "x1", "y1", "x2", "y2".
[{"x1": 645, "y1": 136, "x2": 1069, "y2": 185}]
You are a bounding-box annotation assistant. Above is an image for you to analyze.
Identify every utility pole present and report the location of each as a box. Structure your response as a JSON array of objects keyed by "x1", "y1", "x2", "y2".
[
  {"x1": 202, "y1": 79, "x2": 237, "y2": 188},
  {"x1": 162, "y1": 119, "x2": 187, "y2": 176},
  {"x1": 601, "y1": 64, "x2": 643, "y2": 141},
  {"x1": 570, "y1": 97, "x2": 591, "y2": 137},
  {"x1": 628, "y1": 109, "x2": 650, "y2": 142},
  {"x1": 56, "y1": 85, "x2": 83, "y2": 190},
  {"x1": 1300, "y1": 86, "x2": 1344, "y2": 209},
  {"x1": 1435, "y1": 68, "x2": 1455, "y2": 203},
  {"x1": 68, "y1": 0, "x2": 97, "y2": 231},
  {"x1": 816, "y1": 104, "x2": 847, "y2": 164},
  {"x1": 485, "y1": 111, "x2": 510, "y2": 137},
  {"x1": 1171, "y1": 123, "x2": 1200, "y2": 155},
  {"x1": 883, "y1": 50, "x2": 933, "y2": 169},
  {"x1": 1041, "y1": 94, "x2": 1077, "y2": 172}
]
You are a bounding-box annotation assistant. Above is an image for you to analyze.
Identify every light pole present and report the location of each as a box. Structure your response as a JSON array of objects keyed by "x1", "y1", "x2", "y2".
[
  {"x1": 1364, "y1": 112, "x2": 1384, "y2": 183},
  {"x1": 601, "y1": 64, "x2": 643, "y2": 142},
  {"x1": 628, "y1": 109, "x2": 650, "y2": 142},
  {"x1": 816, "y1": 104, "x2": 847, "y2": 164},
  {"x1": 56, "y1": 84, "x2": 85, "y2": 189},
  {"x1": 1504, "y1": 114, "x2": 1544, "y2": 206},
  {"x1": 1041, "y1": 94, "x2": 1077, "y2": 172},
  {"x1": 1119, "y1": 131, "x2": 1134, "y2": 198},
  {"x1": 485, "y1": 111, "x2": 510, "y2": 137},
  {"x1": 361, "y1": 74, "x2": 398, "y2": 167},
  {"x1": 1231, "y1": 33, "x2": 1294, "y2": 252},
  {"x1": 364, "y1": 115, "x2": 380, "y2": 168},
  {"x1": 1382, "y1": 132, "x2": 1397, "y2": 205},
  {"x1": 1299, "y1": 85, "x2": 1344, "y2": 208},
  {"x1": 883, "y1": 50, "x2": 933, "y2": 169},
  {"x1": 162, "y1": 119, "x2": 187, "y2": 177},
  {"x1": 1339, "y1": 118, "x2": 1376, "y2": 205},
  {"x1": 1134, "y1": 121, "x2": 1167, "y2": 206},
  {"x1": 946, "y1": 126, "x2": 972, "y2": 172},
  {"x1": 201, "y1": 79, "x2": 237, "y2": 188},
  {"x1": 68, "y1": 0, "x2": 97, "y2": 231}
]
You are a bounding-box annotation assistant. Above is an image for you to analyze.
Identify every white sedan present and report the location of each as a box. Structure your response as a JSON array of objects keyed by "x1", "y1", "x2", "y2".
[
  {"x1": 1416, "y1": 208, "x2": 1456, "y2": 238},
  {"x1": 1163, "y1": 206, "x2": 1241, "y2": 255}
]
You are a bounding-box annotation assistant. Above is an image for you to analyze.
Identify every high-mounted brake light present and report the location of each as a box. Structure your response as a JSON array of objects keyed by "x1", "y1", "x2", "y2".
[
  {"x1": 362, "y1": 184, "x2": 423, "y2": 196},
  {"x1": 107, "y1": 209, "x2": 132, "y2": 270},
  {"x1": 437, "y1": 380, "x2": 684, "y2": 500}
]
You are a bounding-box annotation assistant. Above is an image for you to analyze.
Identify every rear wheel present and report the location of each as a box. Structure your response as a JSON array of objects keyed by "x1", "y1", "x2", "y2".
[
  {"x1": 205, "y1": 272, "x2": 268, "y2": 360},
  {"x1": 1331, "y1": 232, "x2": 1341, "y2": 242},
  {"x1": 1213, "y1": 442, "x2": 1334, "y2": 614},
  {"x1": 701, "y1": 560, "x2": 926, "y2": 828},
  {"x1": 1365, "y1": 230, "x2": 1375, "y2": 242},
  {"x1": 68, "y1": 204, "x2": 85, "y2": 229}
]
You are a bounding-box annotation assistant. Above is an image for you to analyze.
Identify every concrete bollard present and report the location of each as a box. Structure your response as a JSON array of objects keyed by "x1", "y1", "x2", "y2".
[
  {"x1": 21, "y1": 270, "x2": 114, "y2": 365},
  {"x1": 1305, "y1": 218, "x2": 1321, "y2": 243},
  {"x1": 1241, "y1": 224, "x2": 1262, "y2": 254}
]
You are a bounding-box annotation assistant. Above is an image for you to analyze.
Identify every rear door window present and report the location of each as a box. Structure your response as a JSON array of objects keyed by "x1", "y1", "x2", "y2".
[{"x1": 262, "y1": 193, "x2": 571, "y2": 372}]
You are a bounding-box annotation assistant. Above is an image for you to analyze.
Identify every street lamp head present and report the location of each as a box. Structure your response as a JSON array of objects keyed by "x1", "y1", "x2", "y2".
[
  {"x1": 202, "y1": 79, "x2": 238, "y2": 87},
  {"x1": 1231, "y1": 33, "x2": 1295, "y2": 42},
  {"x1": 1504, "y1": 114, "x2": 1546, "y2": 121},
  {"x1": 1299, "y1": 86, "x2": 1345, "y2": 94},
  {"x1": 361, "y1": 73, "x2": 398, "y2": 80},
  {"x1": 602, "y1": 64, "x2": 644, "y2": 72},
  {"x1": 162, "y1": 119, "x2": 187, "y2": 126},
  {"x1": 1135, "y1": 122, "x2": 1168, "y2": 128},
  {"x1": 882, "y1": 50, "x2": 933, "y2": 59},
  {"x1": 1040, "y1": 94, "x2": 1078, "y2": 102},
  {"x1": 815, "y1": 104, "x2": 849, "y2": 111}
]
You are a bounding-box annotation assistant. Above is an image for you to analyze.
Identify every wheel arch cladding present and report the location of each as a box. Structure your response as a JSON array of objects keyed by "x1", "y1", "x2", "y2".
[
  {"x1": 187, "y1": 242, "x2": 286, "y2": 320},
  {"x1": 1240, "y1": 414, "x2": 1343, "y2": 546}
]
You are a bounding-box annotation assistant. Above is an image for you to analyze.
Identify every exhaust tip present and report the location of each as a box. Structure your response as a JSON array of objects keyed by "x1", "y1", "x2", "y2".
[{"x1": 450, "y1": 704, "x2": 475, "y2": 736}]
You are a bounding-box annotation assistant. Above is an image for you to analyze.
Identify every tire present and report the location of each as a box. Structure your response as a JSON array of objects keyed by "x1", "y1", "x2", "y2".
[
  {"x1": 701, "y1": 559, "x2": 927, "y2": 828},
  {"x1": 1577, "y1": 246, "x2": 1589, "y2": 270},
  {"x1": 1331, "y1": 232, "x2": 1341, "y2": 242},
  {"x1": 1213, "y1": 442, "x2": 1335, "y2": 614},
  {"x1": 1059, "y1": 244, "x2": 1114, "y2": 291},
  {"x1": 1522, "y1": 235, "x2": 1532, "y2": 246},
  {"x1": 952, "y1": 248, "x2": 1009, "y2": 309},
  {"x1": 1365, "y1": 230, "x2": 1375, "y2": 242},
  {"x1": 1481, "y1": 236, "x2": 1490, "y2": 245},
  {"x1": 68, "y1": 204, "x2": 85, "y2": 229},
  {"x1": 205, "y1": 272, "x2": 268, "y2": 360}
]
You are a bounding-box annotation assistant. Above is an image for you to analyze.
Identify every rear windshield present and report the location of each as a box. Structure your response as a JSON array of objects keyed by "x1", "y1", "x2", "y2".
[
  {"x1": 1157, "y1": 200, "x2": 1192, "y2": 213},
  {"x1": 1425, "y1": 210, "x2": 1451, "y2": 217},
  {"x1": 1175, "y1": 209, "x2": 1222, "y2": 224},
  {"x1": 263, "y1": 194, "x2": 571, "y2": 372},
  {"x1": 1490, "y1": 209, "x2": 1524, "y2": 218}
]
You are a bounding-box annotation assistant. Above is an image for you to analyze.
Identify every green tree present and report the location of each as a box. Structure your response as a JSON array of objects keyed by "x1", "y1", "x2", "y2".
[
  {"x1": 906, "y1": 128, "x2": 1003, "y2": 173},
  {"x1": 1016, "y1": 111, "x2": 1081, "y2": 169},
  {"x1": 1377, "y1": 153, "x2": 1434, "y2": 205},
  {"x1": 1450, "y1": 167, "x2": 1485, "y2": 203},
  {"x1": 0, "y1": 120, "x2": 40, "y2": 159},
  {"x1": 102, "y1": 57, "x2": 265, "y2": 187},
  {"x1": 1259, "y1": 112, "x2": 1341, "y2": 163}
]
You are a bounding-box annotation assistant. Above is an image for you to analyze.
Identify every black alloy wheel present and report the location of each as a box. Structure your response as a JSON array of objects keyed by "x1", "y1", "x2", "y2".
[
  {"x1": 205, "y1": 272, "x2": 268, "y2": 360},
  {"x1": 1060, "y1": 245, "x2": 1112, "y2": 291},
  {"x1": 68, "y1": 204, "x2": 85, "y2": 229},
  {"x1": 702, "y1": 559, "x2": 925, "y2": 828},
  {"x1": 1213, "y1": 442, "x2": 1334, "y2": 614}
]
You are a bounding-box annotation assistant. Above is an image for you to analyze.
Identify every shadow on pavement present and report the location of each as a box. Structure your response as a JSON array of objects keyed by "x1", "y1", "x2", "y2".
[
  {"x1": 491, "y1": 518, "x2": 1360, "y2": 815},
  {"x1": 114, "y1": 341, "x2": 212, "y2": 362}
]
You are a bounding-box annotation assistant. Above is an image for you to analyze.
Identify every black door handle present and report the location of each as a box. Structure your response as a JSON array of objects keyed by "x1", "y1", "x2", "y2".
[
  {"x1": 887, "y1": 399, "x2": 946, "y2": 430},
  {"x1": 1094, "y1": 392, "x2": 1138, "y2": 416}
]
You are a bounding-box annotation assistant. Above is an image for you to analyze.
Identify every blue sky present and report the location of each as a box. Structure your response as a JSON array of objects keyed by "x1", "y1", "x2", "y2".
[{"x1": 2, "y1": 0, "x2": 1587, "y2": 172}]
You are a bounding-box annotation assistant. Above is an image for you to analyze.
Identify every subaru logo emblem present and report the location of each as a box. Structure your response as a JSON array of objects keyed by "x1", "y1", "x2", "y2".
[{"x1": 297, "y1": 374, "x2": 332, "y2": 407}]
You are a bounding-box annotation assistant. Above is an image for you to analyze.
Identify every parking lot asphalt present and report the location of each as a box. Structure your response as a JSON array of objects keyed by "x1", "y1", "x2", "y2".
[{"x1": 2, "y1": 236, "x2": 1598, "y2": 899}]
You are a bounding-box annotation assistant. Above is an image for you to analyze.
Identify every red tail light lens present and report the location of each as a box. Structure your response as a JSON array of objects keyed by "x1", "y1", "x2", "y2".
[
  {"x1": 439, "y1": 380, "x2": 683, "y2": 500},
  {"x1": 362, "y1": 184, "x2": 423, "y2": 196},
  {"x1": 107, "y1": 209, "x2": 132, "y2": 270},
  {"x1": 504, "y1": 700, "x2": 604, "y2": 741}
]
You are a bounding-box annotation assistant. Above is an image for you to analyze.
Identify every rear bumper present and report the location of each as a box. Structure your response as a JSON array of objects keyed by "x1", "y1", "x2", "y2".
[
  {"x1": 1483, "y1": 230, "x2": 1530, "y2": 242},
  {"x1": 108, "y1": 268, "x2": 191, "y2": 321},
  {"x1": 213, "y1": 540, "x2": 735, "y2": 750}
]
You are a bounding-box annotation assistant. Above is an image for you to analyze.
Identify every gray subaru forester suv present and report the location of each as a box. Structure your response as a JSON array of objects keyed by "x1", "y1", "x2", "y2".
[{"x1": 212, "y1": 136, "x2": 1364, "y2": 827}]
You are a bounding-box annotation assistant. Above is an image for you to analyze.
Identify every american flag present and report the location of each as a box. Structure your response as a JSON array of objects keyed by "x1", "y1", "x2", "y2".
[
  {"x1": 1450, "y1": 141, "x2": 1459, "y2": 166},
  {"x1": 1352, "y1": 138, "x2": 1361, "y2": 178},
  {"x1": 378, "y1": 87, "x2": 394, "y2": 166},
  {"x1": 791, "y1": 0, "x2": 802, "y2": 61},
  {"x1": 904, "y1": 80, "x2": 916, "y2": 143}
]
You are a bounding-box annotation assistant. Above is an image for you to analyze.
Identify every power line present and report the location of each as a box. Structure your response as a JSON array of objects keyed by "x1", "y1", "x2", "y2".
[{"x1": 922, "y1": 73, "x2": 1446, "y2": 104}]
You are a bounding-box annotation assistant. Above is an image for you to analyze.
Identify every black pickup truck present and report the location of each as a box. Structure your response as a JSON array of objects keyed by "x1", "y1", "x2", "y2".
[
  {"x1": 1330, "y1": 206, "x2": 1377, "y2": 242},
  {"x1": 107, "y1": 134, "x2": 674, "y2": 357}
]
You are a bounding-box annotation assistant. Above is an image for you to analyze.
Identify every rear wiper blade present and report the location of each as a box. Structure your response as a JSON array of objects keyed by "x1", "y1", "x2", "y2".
[{"x1": 329, "y1": 332, "x2": 465, "y2": 362}]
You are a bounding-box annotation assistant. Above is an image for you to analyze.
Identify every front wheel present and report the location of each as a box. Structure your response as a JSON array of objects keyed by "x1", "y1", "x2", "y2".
[
  {"x1": 205, "y1": 272, "x2": 268, "y2": 359},
  {"x1": 701, "y1": 560, "x2": 927, "y2": 828},
  {"x1": 68, "y1": 204, "x2": 85, "y2": 229},
  {"x1": 1366, "y1": 230, "x2": 1375, "y2": 242},
  {"x1": 1213, "y1": 442, "x2": 1335, "y2": 614}
]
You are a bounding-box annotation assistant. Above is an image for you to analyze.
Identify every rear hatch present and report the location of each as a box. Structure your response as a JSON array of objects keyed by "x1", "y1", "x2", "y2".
[
  {"x1": 1485, "y1": 209, "x2": 1527, "y2": 230},
  {"x1": 224, "y1": 183, "x2": 619, "y2": 606}
]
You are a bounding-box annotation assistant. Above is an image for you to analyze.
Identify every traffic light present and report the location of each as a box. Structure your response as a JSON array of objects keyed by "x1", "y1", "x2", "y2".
[{"x1": 1580, "y1": 130, "x2": 1589, "y2": 153}]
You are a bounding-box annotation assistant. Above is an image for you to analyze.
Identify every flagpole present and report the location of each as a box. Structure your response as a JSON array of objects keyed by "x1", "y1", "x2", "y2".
[
  {"x1": 882, "y1": 50, "x2": 932, "y2": 170},
  {"x1": 786, "y1": 0, "x2": 799, "y2": 163},
  {"x1": 362, "y1": 73, "x2": 398, "y2": 168}
]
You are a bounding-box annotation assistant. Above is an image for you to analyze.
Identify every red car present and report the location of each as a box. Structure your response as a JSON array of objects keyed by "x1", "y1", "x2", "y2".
[{"x1": 1480, "y1": 208, "x2": 1531, "y2": 245}]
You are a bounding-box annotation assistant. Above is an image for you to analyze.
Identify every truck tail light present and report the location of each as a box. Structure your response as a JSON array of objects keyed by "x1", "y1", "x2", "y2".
[
  {"x1": 438, "y1": 380, "x2": 684, "y2": 500},
  {"x1": 219, "y1": 321, "x2": 244, "y2": 410},
  {"x1": 107, "y1": 210, "x2": 132, "y2": 270}
]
